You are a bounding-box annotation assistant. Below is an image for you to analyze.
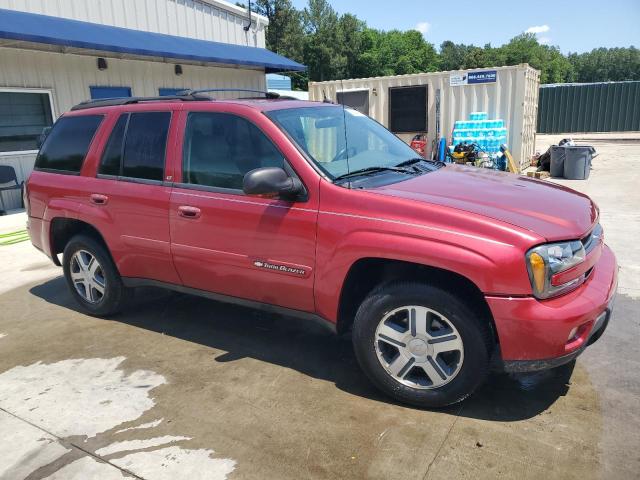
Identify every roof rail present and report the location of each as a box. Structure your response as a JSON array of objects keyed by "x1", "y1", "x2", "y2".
[
  {"x1": 70, "y1": 89, "x2": 289, "y2": 111},
  {"x1": 179, "y1": 88, "x2": 281, "y2": 99},
  {"x1": 70, "y1": 94, "x2": 211, "y2": 111}
]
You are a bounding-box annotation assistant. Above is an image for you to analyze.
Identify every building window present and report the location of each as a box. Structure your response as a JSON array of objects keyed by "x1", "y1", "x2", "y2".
[
  {"x1": 159, "y1": 88, "x2": 185, "y2": 96},
  {"x1": 0, "y1": 89, "x2": 54, "y2": 153},
  {"x1": 388, "y1": 86, "x2": 428, "y2": 133},
  {"x1": 336, "y1": 90, "x2": 370, "y2": 116},
  {"x1": 89, "y1": 86, "x2": 132, "y2": 100}
]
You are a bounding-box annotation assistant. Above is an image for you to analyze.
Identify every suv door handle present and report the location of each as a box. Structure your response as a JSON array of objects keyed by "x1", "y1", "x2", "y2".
[
  {"x1": 90, "y1": 194, "x2": 109, "y2": 205},
  {"x1": 178, "y1": 205, "x2": 201, "y2": 219}
]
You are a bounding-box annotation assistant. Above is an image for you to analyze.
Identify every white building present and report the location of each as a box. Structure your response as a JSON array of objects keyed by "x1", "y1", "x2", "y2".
[{"x1": 0, "y1": 0, "x2": 304, "y2": 210}]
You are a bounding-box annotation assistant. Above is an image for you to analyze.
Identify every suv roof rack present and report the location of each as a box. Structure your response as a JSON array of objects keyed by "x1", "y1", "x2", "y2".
[
  {"x1": 70, "y1": 94, "x2": 211, "y2": 111},
  {"x1": 179, "y1": 88, "x2": 282, "y2": 99},
  {"x1": 70, "y1": 89, "x2": 290, "y2": 111}
]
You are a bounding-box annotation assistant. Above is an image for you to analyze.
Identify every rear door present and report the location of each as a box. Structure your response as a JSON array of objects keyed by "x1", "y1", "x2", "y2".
[
  {"x1": 169, "y1": 107, "x2": 318, "y2": 312},
  {"x1": 88, "y1": 110, "x2": 181, "y2": 284}
]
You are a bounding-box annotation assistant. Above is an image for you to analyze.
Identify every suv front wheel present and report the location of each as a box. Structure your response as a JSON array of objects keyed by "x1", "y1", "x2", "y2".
[
  {"x1": 352, "y1": 282, "x2": 492, "y2": 408},
  {"x1": 62, "y1": 234, "x2": 128, "y2": 316}
]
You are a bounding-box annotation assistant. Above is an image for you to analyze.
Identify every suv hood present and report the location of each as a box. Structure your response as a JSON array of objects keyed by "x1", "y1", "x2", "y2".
[{"x1": 372, "y1": 165, "x2": 597, "y2": 241}]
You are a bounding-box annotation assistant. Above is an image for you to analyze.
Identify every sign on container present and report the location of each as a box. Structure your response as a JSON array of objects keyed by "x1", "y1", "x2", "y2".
[{"x1": 450, "y1": 70, "x2": 497, "y2": 87}]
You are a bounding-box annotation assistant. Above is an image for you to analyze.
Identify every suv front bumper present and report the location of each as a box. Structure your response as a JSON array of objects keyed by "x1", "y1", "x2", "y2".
[{"x1": 486, "y1": 245, "x2": 617, "y2": 372}]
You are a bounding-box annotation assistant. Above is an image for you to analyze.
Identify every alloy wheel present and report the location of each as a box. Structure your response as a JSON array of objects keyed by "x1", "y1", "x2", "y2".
[
  {"x1": 374, "y1": 306, "x2": 464, "y2": 389},
  {"x1": 70, "y1": 250, "x2": 106, "y2": 304}
]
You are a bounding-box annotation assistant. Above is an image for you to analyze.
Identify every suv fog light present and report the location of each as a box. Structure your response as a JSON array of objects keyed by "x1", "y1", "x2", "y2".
[{"x1": 567, "y1": 326, "x2": 578, "y2": 341}]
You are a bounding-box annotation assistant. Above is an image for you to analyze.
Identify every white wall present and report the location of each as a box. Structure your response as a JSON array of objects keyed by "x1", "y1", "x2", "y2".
[
  {"x1": 0, "y1": 46, "x2": 266, "y2": 210},
  {"x1": 0, "y1": 0, "x2": 267, "y2": 48}
]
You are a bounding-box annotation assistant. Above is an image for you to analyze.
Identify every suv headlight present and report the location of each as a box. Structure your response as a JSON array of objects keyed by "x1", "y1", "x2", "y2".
[{"x1": 526, "y1": 240, "x2": 586, "y2": 299}]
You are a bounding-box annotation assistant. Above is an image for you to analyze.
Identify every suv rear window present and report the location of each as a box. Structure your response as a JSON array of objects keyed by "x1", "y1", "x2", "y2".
[
  {"x1": 98, "y1": 112, "x2": 171, "y2": 182},
  {"x1": 35, "y1": 115, "x2": 103, "y2": 173}
]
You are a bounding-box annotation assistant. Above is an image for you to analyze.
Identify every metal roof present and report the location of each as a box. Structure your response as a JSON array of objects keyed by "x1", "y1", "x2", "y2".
[{"x1": 0, "y1": 8, "x2": 305, "y2": 73}]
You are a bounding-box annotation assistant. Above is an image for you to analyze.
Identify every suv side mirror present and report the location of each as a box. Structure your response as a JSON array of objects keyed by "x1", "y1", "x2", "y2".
[{"x1": 243, "y1": 167, "x2": 303, "y2": 199}]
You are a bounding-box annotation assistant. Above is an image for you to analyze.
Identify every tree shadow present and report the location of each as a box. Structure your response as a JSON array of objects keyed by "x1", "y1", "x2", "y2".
[{"x1": 30, "y1": 276, "x2": 576, "y2": 422}]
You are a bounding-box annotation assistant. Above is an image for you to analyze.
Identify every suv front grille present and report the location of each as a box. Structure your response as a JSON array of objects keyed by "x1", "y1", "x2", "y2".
[{"x1": 582, "y1": 223, "x2": 603, "y2": 254}]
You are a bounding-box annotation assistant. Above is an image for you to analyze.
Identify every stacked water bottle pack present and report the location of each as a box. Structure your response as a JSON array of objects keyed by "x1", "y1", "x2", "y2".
[{"x1": 451, "y1": 112, "x2": 508, "y2": 154}]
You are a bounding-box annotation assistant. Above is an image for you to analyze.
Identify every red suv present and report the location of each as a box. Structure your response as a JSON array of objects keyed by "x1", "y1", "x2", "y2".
[{"x1": 26, "y1": 92, "x2": 617, "y2": 407}]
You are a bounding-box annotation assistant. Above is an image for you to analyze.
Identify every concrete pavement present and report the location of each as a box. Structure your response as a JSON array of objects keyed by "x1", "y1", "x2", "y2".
[{"x1": 0, "y1": 133, "x2": 638, "y2": 479}]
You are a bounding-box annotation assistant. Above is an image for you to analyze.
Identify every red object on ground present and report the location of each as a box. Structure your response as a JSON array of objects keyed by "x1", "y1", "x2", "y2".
[{"x1": 409, "y1": 134, "x2": 427, "y2": 158}]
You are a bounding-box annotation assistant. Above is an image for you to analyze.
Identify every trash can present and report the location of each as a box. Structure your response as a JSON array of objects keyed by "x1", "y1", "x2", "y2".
[
  {"x1": 563, "y1": 146, "x2": 595, "y2": 180},
  {"x1": 550, "y1": 146, "x2": 567, "y2": 178}
]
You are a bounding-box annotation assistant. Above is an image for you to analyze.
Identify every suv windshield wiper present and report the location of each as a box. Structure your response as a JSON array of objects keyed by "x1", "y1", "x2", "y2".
[
  {"x1": 395, "y1": 157, "x2": 445, "y2": 168},
  {"x1": 333, "y1": 166, "x2": 414, "y2": 182}
]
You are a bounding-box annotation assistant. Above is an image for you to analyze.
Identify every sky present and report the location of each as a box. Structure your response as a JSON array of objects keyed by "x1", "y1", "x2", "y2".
[{"x1": 291, "y1": 0, "x2": 640, "y2": 53}]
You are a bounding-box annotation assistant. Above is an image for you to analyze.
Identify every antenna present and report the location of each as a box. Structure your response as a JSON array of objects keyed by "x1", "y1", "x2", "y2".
[
  {"x1": 339, "y1": 78, "x2": 351, "y2": 181},
  {"x1": 243, "y1": 0, "x2": 253, "y2": 32}
]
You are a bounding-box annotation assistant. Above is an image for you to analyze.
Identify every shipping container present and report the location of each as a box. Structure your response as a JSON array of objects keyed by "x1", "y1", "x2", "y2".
[
  {"x1": 309, "y1": 64, "x2": 540, "y2": 172},
  {"x1": 537, "y1": 81, "x2": 640, "y2": 134}
]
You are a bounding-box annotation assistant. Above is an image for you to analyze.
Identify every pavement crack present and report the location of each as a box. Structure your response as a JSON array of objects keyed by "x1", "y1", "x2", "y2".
[
  {"x1": 422, "y1": 404, "x2": 463, "y2": 480},
  {"x1": 0, "y1": 406, "x2": 145, "y2": 480}
]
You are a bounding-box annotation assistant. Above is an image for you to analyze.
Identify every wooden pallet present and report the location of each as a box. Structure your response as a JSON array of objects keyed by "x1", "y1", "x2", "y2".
[{"x1": 525, "y1": 170, "x2": 550, "y2": 179}]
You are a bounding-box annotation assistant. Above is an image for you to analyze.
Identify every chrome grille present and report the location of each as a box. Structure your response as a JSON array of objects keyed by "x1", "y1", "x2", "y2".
[{"x1": 582, "y1": 223, "x2": 603, "y2": 254}]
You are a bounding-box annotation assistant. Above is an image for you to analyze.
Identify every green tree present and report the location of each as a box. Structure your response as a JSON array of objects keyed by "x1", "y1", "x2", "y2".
[
  {"x1": 254, "y1": 0, "x2": 304, "y2": 61},
  {"x1": 569, "y1": 47, "x2": 639, "y2": 82},
  {"x1": 250, "y1": 0, "x2": 636, "y2": 87},
  {"x1": 302, "y1": 0, "x2": 343, "y2": 81},
  {"x1": 498, "y1": 33, "x2": 573, "y2": 83},
  {"x1": 355, "y1": 28, "x2": 438, "y2": 77},
  {"x1": 338, "y1": 13, "x2": 366, "y2": 78}
]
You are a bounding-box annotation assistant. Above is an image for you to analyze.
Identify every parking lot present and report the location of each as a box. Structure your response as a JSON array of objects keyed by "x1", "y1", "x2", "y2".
[{"x1": 0, "y1": 133, "x2": 638, "y2": 480}]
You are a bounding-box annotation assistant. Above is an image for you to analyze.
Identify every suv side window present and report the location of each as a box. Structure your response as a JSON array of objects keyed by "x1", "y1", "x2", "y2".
[
  {"x1": 182, "y1": 112, "x2": 284, "y2": 190},
  {"x1": 123, "y1": 112, "x2": 171, "y2": 181},
  {"x1": 36, "y1": 115, "x2": 103, "y2": 173},
  {"x1": 99, "y1": 114, "x2": 127, "y2": 176},
  {"x1": 98, "y1": 112, "x2": 171, "y2": 181}
]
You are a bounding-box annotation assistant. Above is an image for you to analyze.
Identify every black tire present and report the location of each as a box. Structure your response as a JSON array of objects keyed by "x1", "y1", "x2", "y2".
[
  {"x1": 62, "y1": 234, "x2": 128, "y2": 316},
  {"x1": 352, "y1": 281, "x2": 492, "y2": 408}
]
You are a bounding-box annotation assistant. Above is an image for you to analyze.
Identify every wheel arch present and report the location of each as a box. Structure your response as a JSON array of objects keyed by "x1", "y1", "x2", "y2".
[
  {"x1": 49, "y1": 218, "x2": 113, "y2": 268},
  {"x1": 336, "y1": 257, "x2": 498, "y2": 345}
]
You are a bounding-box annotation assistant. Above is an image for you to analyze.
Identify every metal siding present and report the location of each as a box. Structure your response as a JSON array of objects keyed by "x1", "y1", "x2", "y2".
[
  {"x1": 0, "y1": 46, "x2": 265, "y2": 209},
  {"x1": 538, "y1": 81, "x2": 640, "y2": 133},
  {"x1": 0, "y1": 0, "x2": 267, "y2": 48},
  {"x1": 309, "y1": 65, "x2": 539, "y2": 172}
]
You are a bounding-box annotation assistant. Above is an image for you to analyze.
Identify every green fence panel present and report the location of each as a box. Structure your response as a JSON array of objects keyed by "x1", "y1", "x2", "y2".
[{"x1": 537, "y1": 81, "x2": 640, "y2": 133}]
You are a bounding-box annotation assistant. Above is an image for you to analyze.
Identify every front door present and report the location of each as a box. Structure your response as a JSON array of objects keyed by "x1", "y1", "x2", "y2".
[{"x1": 169, "y1": 110, "x2": 318, "y2": 312}]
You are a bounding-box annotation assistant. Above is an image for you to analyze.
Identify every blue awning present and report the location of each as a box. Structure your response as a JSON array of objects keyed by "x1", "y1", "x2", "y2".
[{"x1": 0, "y1": 8, "x2": 306, "y2": 73}]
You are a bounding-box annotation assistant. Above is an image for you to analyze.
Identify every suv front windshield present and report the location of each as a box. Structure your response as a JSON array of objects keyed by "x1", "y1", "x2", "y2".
[{"x1": 266, "y1": 106, "x2": 426, "y2": 180}]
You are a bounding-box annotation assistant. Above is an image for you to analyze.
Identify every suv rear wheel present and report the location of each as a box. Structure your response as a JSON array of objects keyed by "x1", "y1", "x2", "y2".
[
  {"x1": 352, "y1": 281, "x2": 492, "y2": 408},
  {"x1": 62, "y1": 234, "x2": 128, "y2": 316}
]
